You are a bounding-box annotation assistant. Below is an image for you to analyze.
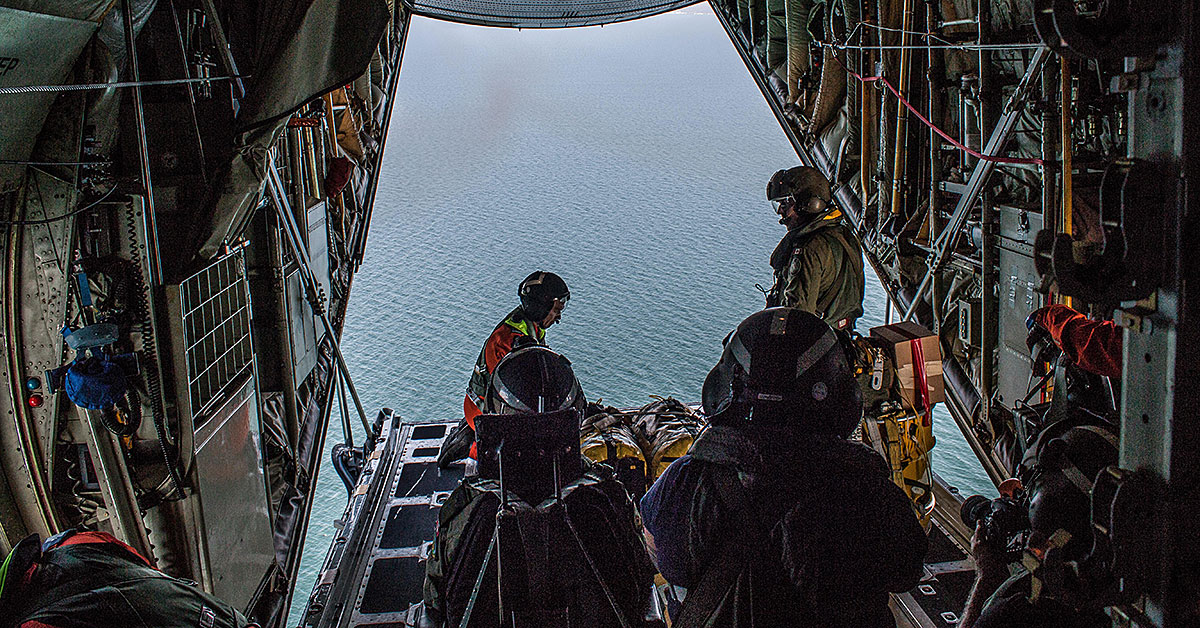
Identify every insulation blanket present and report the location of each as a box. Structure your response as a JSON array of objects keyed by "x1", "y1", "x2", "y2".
[{"x1": 0, "y1": 7, "x2": 99, "y2": 191}]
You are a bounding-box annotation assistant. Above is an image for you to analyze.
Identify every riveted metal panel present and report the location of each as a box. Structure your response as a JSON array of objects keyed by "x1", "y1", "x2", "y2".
[
  {"x1": 193, "y1": 376, "x2": 274, "y2": 610},
  {"x1": 996, "y1": 205, "x2": 1044, "y2": 408}
]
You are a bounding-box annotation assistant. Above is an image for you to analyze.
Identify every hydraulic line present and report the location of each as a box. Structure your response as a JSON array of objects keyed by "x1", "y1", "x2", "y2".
[
  {"x1": 122, "y1": 0, "x2": 186, "y2": 500},
  {"x1": 3, "y1": 212, "x2": 58, "y2": 534},
  {"x1": 831, "y1": 53, "x2": 1044, "y2": 166},
  {"x1": 1060, "y1": 60, "x2": 1073, "y2": 231},
  {"x1": 859, "y1": 7, "x2": 874, "y2": 203},
  {"x1": 926, "y1": 0, "x2": 942, "y2": 331},
  {"x1": 888, "y1": 0, "x2": 915, "y2": 223},
  {"x1": 1060, "y1": 57, "x2": 1073, "y2": 308},
  {"x1": 0, "y1": 188, "x2": 117, "y2": 226},
  {"x1": 124, "y1": 0, "x2": 163, "y2": 288}
]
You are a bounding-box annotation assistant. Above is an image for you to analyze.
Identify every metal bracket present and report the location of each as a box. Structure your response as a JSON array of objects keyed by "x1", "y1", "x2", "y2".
[
  {"x1": 196, "y1": 0, "x2": 245, "y2": 101},
  {"x1": 1073, "y1": 466, "x2": 1160, "y2": 607},
  {"x1": 1033, "y1": 158, "x2": 1163, "y2": 306}
]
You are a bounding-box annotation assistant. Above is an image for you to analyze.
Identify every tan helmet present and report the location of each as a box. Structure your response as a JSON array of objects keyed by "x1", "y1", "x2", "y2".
[{"x1": 767, "y1": 166, "x2": 833, "y2": 214}]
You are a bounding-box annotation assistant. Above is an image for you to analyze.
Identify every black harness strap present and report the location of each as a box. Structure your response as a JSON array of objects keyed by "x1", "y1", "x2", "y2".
[
  {"x1": 457, "y1": 524, "x2": 498, "y2": 628},
  {"x1": 670, "y1": 467, "x2": 766, "y2": 628}
]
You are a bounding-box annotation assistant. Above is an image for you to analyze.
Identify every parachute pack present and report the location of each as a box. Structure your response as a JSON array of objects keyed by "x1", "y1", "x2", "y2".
[{"x1": 580, "y1": 397, "x2": 705, "y2": 498}]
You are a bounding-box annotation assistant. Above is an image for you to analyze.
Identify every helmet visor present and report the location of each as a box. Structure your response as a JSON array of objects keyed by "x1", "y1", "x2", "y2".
[{"x1": 771, "y1": 196, "x2": 795, "y2": 214}]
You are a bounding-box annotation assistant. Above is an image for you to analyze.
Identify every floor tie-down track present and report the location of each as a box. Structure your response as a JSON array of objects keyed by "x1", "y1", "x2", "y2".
[
  {"x1": 301, "y1": 415, "x2": 978, "y2": 627},
  {"x1": 301, "y1": 416, "x2": 464, "y2": 628}
]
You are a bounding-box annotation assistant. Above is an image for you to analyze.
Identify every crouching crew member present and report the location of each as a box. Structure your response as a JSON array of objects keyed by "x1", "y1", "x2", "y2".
[
  {"x1": 0, "y1": 529, "x2": 257, "y2": 628},
  {"x1": 424, "y1": 346, "x2": 655, "y2": 627},
  {"x1": 439, "y1": 271, "x2": 570, "y2": 466},
  {"x1": 765, "y1": 166, "x2": 864, "y2": 331},
  {"x1": 960, "y1": 423, "x2": 1118, "y2": 628},
  {"x1": 641, "y1": 308, "x2": 927, "y2": 627}
]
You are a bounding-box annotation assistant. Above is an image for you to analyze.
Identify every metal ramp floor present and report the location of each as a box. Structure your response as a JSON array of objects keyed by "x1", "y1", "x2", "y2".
[{"x1": 301, "y1": 413, "x2": 977, "y2": 628}]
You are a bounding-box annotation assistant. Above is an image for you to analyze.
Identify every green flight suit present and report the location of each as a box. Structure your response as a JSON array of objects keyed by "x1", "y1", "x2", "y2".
[{"x1": 768, "y1": 213, "x2": 865, "y2": 329}]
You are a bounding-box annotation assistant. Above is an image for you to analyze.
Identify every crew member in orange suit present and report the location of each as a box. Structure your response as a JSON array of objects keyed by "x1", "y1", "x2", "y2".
[
  {"x1": 1027, "y1": 304, "x2": 1122, "y2": 378},
  {"x1": 437, "y1": 271, "x2": 570, "y2": 467}
]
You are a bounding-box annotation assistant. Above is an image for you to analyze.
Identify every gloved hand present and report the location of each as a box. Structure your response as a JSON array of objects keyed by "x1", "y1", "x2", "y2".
[{"x1": 1025, "y1": 308, "x2": 1061, "y2": 374}]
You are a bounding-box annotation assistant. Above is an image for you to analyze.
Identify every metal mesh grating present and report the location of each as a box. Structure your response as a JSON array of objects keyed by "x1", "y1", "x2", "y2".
[
  {"x1": 179, "y1": 249, "x2": 255, "y2": 417},
  {"x1": 408, "y1": 0, "x2": 701, "y2": 28}
]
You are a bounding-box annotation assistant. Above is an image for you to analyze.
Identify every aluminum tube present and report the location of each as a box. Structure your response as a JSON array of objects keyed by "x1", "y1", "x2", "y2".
[
  {"x1": 265, "y1": 153, "x2": 371, "y2": 437},
  {"x1": 888, "y1": 0, "x2": 915, "y2": 221},
  {"x1": 927, "y1": 0, "x2": 943, "y2": 330},
  {"x1": 84, "y1": 410, "x2": 155, "y2": 562}
]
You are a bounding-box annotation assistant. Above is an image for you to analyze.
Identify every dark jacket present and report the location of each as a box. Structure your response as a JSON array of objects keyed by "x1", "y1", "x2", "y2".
[
  {"x1": 424, "y1": 463, "x2": 655, "y2": 628},
  {"x1": 3, "y1": 530, "x2": 251, "y2": 628},
  {"x1": 640, "y1": 425, "x2": 927, "y2": 627},
  {"x1": 975, "y1": 570, "x2": 1109, "y2": 628},
  {"x1": 768, "y1": 214, "x2": 865, "y2": 329}
]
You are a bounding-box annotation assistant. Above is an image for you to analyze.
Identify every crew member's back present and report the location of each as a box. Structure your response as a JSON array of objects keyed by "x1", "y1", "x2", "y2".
[
  {"x1": 424, "y1": 347, "x2": 655, "y2": 628},
  {"x1": 641, "y1": 308, "x2": 927, "y2": 627}
]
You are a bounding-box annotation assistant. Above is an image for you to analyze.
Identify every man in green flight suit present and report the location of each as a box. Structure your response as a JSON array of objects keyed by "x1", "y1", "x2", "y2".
[{"x1": 765, "y1": 165, "x2": 865, "y2": 331}]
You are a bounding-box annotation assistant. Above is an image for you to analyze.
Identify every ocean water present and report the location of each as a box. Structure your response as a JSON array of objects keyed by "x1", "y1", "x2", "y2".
[{"x1": 290, "y1": 9, "x2": 995, "y2": 622}]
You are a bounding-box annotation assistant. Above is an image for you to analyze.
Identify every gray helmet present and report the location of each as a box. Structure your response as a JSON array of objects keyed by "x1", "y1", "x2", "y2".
[
  {"x1": 702, "y1": 308, "x2": 861, "y2": 436},
  {"x1": 485, "y1": 346, "x2": 584, "y2": 415},
  {"x1": 767, "y1": 166, "x2": 833, "y2": 214}
]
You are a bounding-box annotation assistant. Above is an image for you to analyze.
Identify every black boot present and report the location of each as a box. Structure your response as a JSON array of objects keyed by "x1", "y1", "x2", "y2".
[{"x1": 437, "y1": 419, "x2": 474, "y2": 469}]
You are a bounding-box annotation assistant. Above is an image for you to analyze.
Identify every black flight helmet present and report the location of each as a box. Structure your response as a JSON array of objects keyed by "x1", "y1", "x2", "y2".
[
  {"x1": 767, "y1": 166, "x2": 833, "y2": 215},
  {"x1": 702, "y1": 308, "x2": 862, "y2": 436},
  {"x1": 1024, "y1": 424, "x2": 1118, "y2": 559},
  {"x1": 518, "y1": 271, "x2": 570, "y2": 322},
  {"x1": 485, "y1": 346, "x2": 585, "y2": 415}
]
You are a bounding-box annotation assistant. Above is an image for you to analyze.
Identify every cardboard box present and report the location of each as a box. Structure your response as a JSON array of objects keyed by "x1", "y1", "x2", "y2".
[{"x1": 870, "y1": 321, "x2": 945, "y2": 412}]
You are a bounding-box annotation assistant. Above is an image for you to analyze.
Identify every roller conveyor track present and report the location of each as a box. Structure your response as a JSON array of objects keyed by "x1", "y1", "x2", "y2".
[{"x1": 302, "y1": 415, "x2": 978, "y2": 628}]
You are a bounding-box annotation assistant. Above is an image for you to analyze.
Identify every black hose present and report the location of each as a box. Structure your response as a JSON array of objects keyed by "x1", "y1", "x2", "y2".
[
  {"x1": 125, "y1": 204, "x2": 186, "y2": 500},
  {"x1": 98, "y1": 388, "x2": 142, "y2": 437}
]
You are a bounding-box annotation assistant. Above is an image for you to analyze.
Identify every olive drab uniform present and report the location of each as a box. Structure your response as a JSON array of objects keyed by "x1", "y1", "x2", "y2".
[{"x1": 767, "y1": 212, "x2": 865, "y2": 330}]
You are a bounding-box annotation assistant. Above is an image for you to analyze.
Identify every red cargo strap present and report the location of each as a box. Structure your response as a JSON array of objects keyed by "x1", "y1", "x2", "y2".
[{"x1": 909, "y1": 338, "x2": 932, "y2": 426}]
